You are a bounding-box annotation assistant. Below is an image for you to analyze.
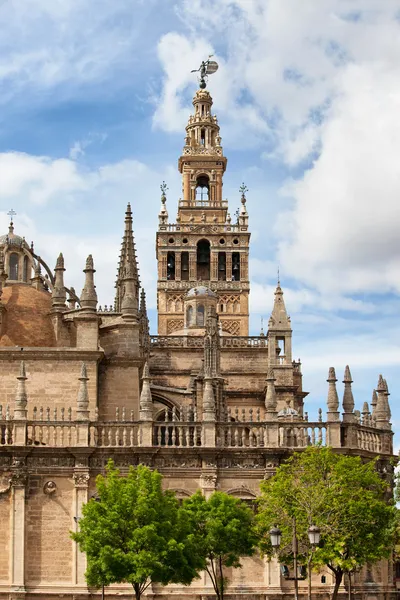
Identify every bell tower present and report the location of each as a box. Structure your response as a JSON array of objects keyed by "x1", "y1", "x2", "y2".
[{"x1": 156, "y1": 86, "x2": 250, "y2": 336}]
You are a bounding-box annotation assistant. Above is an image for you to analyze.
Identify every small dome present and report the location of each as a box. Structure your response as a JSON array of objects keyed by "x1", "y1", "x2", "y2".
[
  {"x1": 0, "y1": 224, "x2": 27, "y2": 248},
  {"x1": 186, "y1": 286, "x2": 216, "y2": 299}
]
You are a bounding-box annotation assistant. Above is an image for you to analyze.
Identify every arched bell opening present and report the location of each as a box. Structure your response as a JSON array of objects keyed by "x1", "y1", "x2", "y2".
[
  {"x1": 197, "y1": 239, "x2": 210, "y2": 281},
  {"x1": 195, "y1": 174, "x2": 209, "y2": 205}
]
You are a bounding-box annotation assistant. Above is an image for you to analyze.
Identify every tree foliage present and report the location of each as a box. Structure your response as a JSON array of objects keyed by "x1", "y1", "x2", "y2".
[
  {"x1": 257, "y1": 446, "x2": 396, "y2": 600},
  {"x1": 71, "y1": 461, "x2": 202, "y2": 600},
  {"x1": 180, "y1": 491, "x2": 258, "y2": 600}
]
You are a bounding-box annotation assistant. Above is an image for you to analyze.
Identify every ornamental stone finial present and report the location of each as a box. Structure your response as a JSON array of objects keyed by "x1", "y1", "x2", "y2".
[
  {"x1": 80, "y1": 254, "x2": 97, "y2": 311},
  {"x1": 14, "y1": 361, "x2": 28, "y2": 420},
  {"x1": 375, "y1": 374, "x2": 391, "y2": 429},
  {"x1": 342, "y1": 365, "x2": 355, "y2": 421},
  {"x1": 52, "y1": 252, "x2": 67, "y2": 309},
  {"x1": 265, "y1": 367, "x2": 277, "y2": 414},
  {"x1": 327, "y1": 367, "x2": 340, "y2": 421},
  {"x1": 139, "y1": 362, "x2": 152, "y2": 421},
  {"x1": 76, "y1": 362, "x2": 89, "y2": 421}
]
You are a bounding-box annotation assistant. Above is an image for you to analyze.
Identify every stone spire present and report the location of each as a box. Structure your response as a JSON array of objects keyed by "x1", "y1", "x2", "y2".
[
  {"x1": 52, "y1": 253, "x2": 67, "y2": 309},
  {"x1": 362, "y1": 402, "x2": 370, "y2": 425},
  {"x1": 139, "y1": 288, "x2": 150, "y2": 357},
  {"x1": 115, "y1": 204, "x2": 140, "y2": 320},
  {"x1": 76, "y1": 363, "x2": 90, "y2": 421},
  {"x1": 158, "y1": 181, "x2": 169, "y2": 226},
  {"x1": 383, "y1": 378, "x2": 391, "y2": 423},
  {"x1": 342, "y1": 365, "x2": 355, "y2": 421},
  {"x1": 268, "y1": 279, "x2": 291, "y2": 330},
  {"x1": 80, "y1": 255, "x2": 97, "y2": 312},
  {"x1": 371, "y1": 389, "x2": 378, "y2": 417},
  {"x1": 139, "y1": 362, "x2": 153, "y2": 421},
  {"x1": 375, "y1": 375, "x2": 390, "y2": 429},
  {"x1": 265, "y1": 367, "x2": 277, "y2": 416},
  {"x1": 14, "y1": 361, "x2": 28, "y2": 420},
  {"x1": 327, "y1": 367, "x2": 340, "y2": 421}
]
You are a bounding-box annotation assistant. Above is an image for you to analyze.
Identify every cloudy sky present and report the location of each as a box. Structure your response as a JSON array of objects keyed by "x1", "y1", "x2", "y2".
[{"x1": 0, "y1": 0, "x2": 399, "y2": 440}]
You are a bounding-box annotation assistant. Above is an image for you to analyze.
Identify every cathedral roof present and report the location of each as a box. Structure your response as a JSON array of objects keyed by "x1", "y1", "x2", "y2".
[
  {"x1": 0, "y1": 285, "x2": 55, "y2": 347},
  {"x1": 0, "y1": 224, "x2": 26, "y2": 248},
  {"x1": 186, "y1": 286, "x2": 216, "y2": 299}
]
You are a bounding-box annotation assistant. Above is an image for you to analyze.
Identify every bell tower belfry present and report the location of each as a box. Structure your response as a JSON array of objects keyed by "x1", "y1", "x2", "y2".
[{"x1": 156, "y1": 85, "x2": 250, "y2": 337}]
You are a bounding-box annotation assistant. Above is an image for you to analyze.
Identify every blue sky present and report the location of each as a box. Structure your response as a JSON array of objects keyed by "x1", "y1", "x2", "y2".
[{"x1": 0, "y1": 0, "x2": 400, "y2": 444}]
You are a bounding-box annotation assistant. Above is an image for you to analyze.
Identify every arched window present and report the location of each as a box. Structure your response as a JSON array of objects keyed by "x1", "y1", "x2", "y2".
[
  {"x1": 23, "y1": 256, "x2": 29, "y2": 282},
  {"x1": 167, "y1": 252, "x2": 175, "y2": 280},
  {"x1": 195, "y1": 174, "x2": 209, "y2": 205},
  {"x1": 197, "y1": 304, "x2": 205, "y2": 327},
  {"x1": 200, "y1": 128, "x2": 205, "y2": 145},
  {"x1": 181, "y1": 252, "x2": 189, "y2": 281},
  {"x1": 9, "y1": 253, "x2": 19, "y2": 280},
  {"x1": 197, "y1": 239, "x2": 210, "y2": 280},
  {"x1": 218, "y1": 252, "x2": 226, "y2": 281},
  {"x1": 187, "y1": 305, "x2": 194, "y2": 327},
  {"x1": 232, "y1": 252, "x2": 240, "y2": 281}
]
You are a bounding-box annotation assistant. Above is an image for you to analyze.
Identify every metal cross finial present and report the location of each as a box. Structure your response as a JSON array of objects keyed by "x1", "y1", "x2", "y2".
[
  {"x1": 277, "y1": 266, "x2": 280, "y2": 286},
  {"x1": 7, "y1": 208, "x2": 16, "y2": 222}
]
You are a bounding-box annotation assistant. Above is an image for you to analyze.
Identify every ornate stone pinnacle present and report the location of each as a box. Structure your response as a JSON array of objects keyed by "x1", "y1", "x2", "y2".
[
  {"x1": 377, "y1": 374, "x2": 385, "y2": 392},
  {"x1": 342, "y1": 365, "x2": 354, "y2": 418},
  {"x1": 77, "y1": 362, "x2": 89, "y2": 421},
  {"x1": 327, "y1": 367, "x2": 339, "y2": 418},
  {"x1": 14, "y1": 361, "x2": 28, "y2": 420},
  {"x1": 80, "y1": 254, "x2": 97, "y2": 312},
  {"x1": 55, "y1": 252, "x2": 65, "y2": 270},
  {"x1": 343, "y1": 365, "x2": 353, "y2": 383},
  {"x1": 202, "y1": 377, "x2": 216, "y2": 422},
  {"x1": 265, "y1": 367, "x2": 277, "y2": 413},
  {"x1": 85, "y1": 254, "x2": 94, "y2": 271},
  {"x1": 52, "y1": 252, "x2": 67, "y2": 309},
  {"x1": 327, "y1": 367, "x2": 337, "y2": 382},
  {"x1": 139, "y1": 362, "x2": 152, "y2": 421}
]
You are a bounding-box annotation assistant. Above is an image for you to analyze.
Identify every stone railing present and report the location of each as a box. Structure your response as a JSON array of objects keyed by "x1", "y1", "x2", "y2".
[
  {"x1": 150, "y1": 335, "x2": 269, "y2": 349},
  {"x1": 0, "y1": 406, "x2": 391, "y2": 455}
]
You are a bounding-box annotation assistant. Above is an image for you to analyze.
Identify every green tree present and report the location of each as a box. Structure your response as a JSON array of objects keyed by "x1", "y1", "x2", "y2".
[
  {"x1": 71, "y1": 461, "x2": 202, "y2": 600},
  {"x1": 257, "y1": 446, "x2": 396, "y2": 600},
  {"x1": 180, "y1": 491, "x2": 258, "y2": 600}
]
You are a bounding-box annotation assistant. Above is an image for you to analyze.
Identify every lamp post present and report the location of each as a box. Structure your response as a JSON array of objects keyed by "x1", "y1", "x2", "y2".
[
  {"x1": 269, "y1": 521, "x2": 320, "y2": 600},
  {"x1": 307, "y1": 525, "x2": 321, "y2": 600}
]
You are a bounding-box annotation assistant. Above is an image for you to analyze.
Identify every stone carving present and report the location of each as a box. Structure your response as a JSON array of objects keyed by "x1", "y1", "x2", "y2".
[
  {"x1": 167, "y1": 319, "x2": 184, "y2": 334},
  {"x1": 200, "y1": 473, "x2": 217, "y2": 487},
  {"x1": 10, "y1": 470, "x2": 27, "y2": 487},
  {"x1": 0, "y1": 472, "x2": 11, "y2": 494},
  {"x1": 72, "y1": 472, "x2": 90, "y2": 488},
  {"x1": 221, "y1": 320, "x2": 241, "y2": 336},
  {"x1": 27, "y1": 456, "x2": 75, "y2": 467},
  {"x1": 43, "y1": 480, "x2": 57, "y2": 495}
]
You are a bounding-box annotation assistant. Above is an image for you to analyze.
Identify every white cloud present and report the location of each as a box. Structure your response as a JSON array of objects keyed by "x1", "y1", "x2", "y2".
[
  {"x1": 154, "y1": 0, "x2": 400, "y2": 299},
  {"x1": 0, "y1": 151, "x2": 180, "y2": 308}
]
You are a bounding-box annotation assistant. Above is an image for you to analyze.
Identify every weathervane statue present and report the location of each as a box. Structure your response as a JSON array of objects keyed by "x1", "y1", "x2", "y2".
[{"x1": 191, "y1": 55, "x2": 219, "y2": 89}]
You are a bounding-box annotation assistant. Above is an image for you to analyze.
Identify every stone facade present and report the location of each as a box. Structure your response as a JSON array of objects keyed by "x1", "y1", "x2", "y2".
[{"x1": 0, "y1": 86, "x2": 395, "y2": 600}]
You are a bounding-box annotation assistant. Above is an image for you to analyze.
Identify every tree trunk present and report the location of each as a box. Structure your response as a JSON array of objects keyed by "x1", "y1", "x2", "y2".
[
  {"x1": 219, "y1": 556, "x2": 224, "y2": 600},
  {"x1": 133, "y1": 583, "x2": 141, "y2": 600},
  {"x1": 331, "y1": 570, "x2": 343, "y2": 600}
]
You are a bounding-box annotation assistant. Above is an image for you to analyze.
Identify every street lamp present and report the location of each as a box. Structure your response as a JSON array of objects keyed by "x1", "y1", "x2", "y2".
[
  {"x1": 269, "y1": 522, "x2": 321, "y2": 600},
  {"x1": 308, "y1": 525, "x2": 321, "y2": 547},
  {"x1": 269, "y1": 526, "x2": 282, "y2": 549}
]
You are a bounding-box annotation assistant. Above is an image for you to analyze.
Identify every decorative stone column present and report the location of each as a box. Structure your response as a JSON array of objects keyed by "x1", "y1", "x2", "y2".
[
  {"x1": 72, "y1": 471, "x2": 90, "y2": 587},
  {"x1": 200, "y1": 472, "x2": 217, "y2": 499},
  {"x1": 10, "y1": 463, "x2": 28, "y2": 595}
]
